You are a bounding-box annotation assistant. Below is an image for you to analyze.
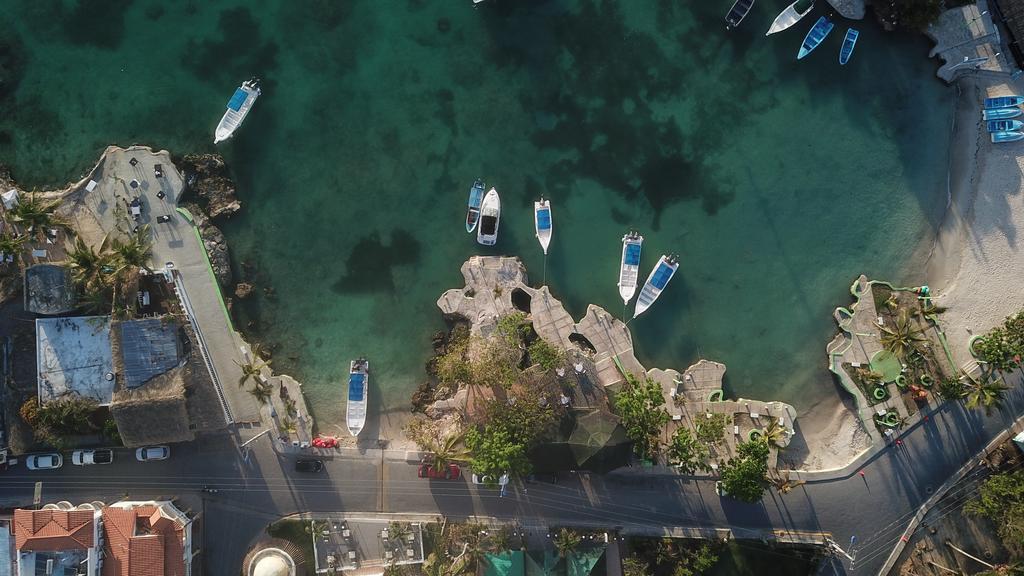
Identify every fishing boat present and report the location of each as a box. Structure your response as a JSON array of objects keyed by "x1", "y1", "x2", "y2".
[
  {"x1": 477, "y1": 188, "x2": 501, "y2": 246},
  {"x1": 987, "y1": 119, "x2": 1024, "y2": 132},
  {"x1": 992, "y1": 131, "x2": 1024, "y2": 143},
  {"x1": 839, "y1": 28, "x2": 859, "y2": 65},
  {"x1": 534, "y1": 198, "x2": 552, "y2": 255},
  {"x1": 214, "y1": 78, "x2": 261, "y2": 144},
  {"x1": 725, "y1": 0, "x2": 755, "y2": 29},
  {"x1": 984, "y1": 96, "x2": 1024, "y2": 109},
  {"x1": 347, "y1": 358, "x2": 368, "y2": 437},
  {"x1": 766, "y1": 0, "x2": 814, "y2": 35},
  {"x1": 797, "y1": 16, "x2": 834, "y2": 60},
  {"x1": 983, "y1": 107, "x2": 1023, "y2": 120},
  {"x1": 633, "y1": 254, "x2": 679, "y2": 319},
  {"x1": 618, "y1": 232, "x2": 643, "y2": 306},
  {"x1": 466, "y1": 179, "x2": 485, "y2": 233}
]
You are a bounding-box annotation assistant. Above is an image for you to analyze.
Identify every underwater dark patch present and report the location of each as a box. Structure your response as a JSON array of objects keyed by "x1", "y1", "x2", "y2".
[
  {"x1": 435, "y1": 89, "x2": 457, "y2": 133},
  {"x1": 0, "y1": 33, "x2": 26, "y2": 103},
  {"x1": 181, "y1": 7, "x2": 279, "y2": 84},
  {"x1": 62, "y1": 0, "x2": 133, "y2": 49},
  {"x1": 609, "y1": 207, "x2": 630, "y2": 226},
  {"x1": 332, "y1": 229, "x2": 422, "y2": 294},
  {"x1": 145, "y1": 3, "x2": 165, "y2": 20}
]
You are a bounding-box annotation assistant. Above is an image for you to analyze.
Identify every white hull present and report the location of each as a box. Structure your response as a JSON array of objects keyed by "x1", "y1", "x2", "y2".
[
  {"x1": 534, "y1": 199, "x2": 552, "y2": 255},
  {"x1": 214, "y1": 79, "x2": 260, "y2": 144},
  {"x1": 766, "y1": 0, "x2": 814, "y2": 35},
  {"x1": 347, "y1": 358, "x2": 368, "y2": 437},
  {"x1": 618, "y1": 232, "x2": 643, "y2": 305},
  {"x1": 633, "y1": 255, "x2": 679, "y2": 318},
  {"x1": 477, "y1": 188, "x2": 501, "y2": 246}
]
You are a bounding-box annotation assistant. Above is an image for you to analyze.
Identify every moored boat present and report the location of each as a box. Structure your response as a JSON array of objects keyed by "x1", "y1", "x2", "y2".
[
  {"x1": 466, "y1": 179, "x2": 485, "y2": 233},
  {"x1": 725, "y1": 0, "x2": 756, "y2": 30},
  {"x1": 987, "y1": 119, "x2": 1024, "y2": 132},
  {"x1": 992, "y1": 130, "x2": 1024, "y2": 143},
  {"x1": 633, "y1": 254, "x2": 679, "y2": 319},
  {"x1": 477, "y1": 188, "x2": 501, "y2": 246},
  {"x1": 214, "y1": 78, "x2": 261, "y2": 144},
  {"x1": 347, "y1": 358, "x2": 369, "y2": 437},
  {"x1": 983, "y1": 107, "x2": 1023, "y2": 120},
  {"x1": 839, "y1": 28, "x2": 859, "y2": 65},
  {"x1": 984, "y1": 96, "x2": 1024, "y2": 109},
  {"x1": 766, "y1": 0, "x2": 814, "y2": 35},
  {"x1": 798, "y1": 16, "x2": 834, "y2": 60},
  {"x1": 618, "y1": 232, "x2": 643, "y2": 306},
  {"x1": 534, "y1": 198, "x2": 552, "y2": 255}
]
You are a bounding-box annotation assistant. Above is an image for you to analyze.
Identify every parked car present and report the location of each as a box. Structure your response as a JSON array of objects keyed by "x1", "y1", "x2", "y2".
[
  {"x1": 26, "y1": 453, "x2": 63, "y2": 470},
  {"x1": 71, "y1": 449, "x2": 113, "y2": 466},
  {"x1": 135, "y1": 446, "x2": 170, "y2": 462},
  {"x1": 294, "y1": 459, "x2": 324, "y2": 473},
  {"x1": 418, "y1": 463, "x2": 461, "y2": 480}
]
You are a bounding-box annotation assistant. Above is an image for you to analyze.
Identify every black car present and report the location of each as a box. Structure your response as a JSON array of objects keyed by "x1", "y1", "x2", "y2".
[{"x1": 295, "y1": 459, "x2": 324, "y2": 473}]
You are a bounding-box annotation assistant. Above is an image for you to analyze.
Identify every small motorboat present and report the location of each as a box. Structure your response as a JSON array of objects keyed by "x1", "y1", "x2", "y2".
[
  {"x1": 466, "y1": 179, "x2": 485, "y2": 233},
  {"x1": 984, "y1": 96, "x2": 1024, "y2": 109},
  {"x1": 214, "y1": 78, "x2": 261, "y2": 144},
  {"x1": 618, "y1": 232, "x2": 643, "y2": 306},
  {"x1": 725, "y1": 0, "x2": 756, "y2": 30},
  {"x1": 634, "y1": 254, "x2": 679, "y2": 318},
  {"x1": 766, "y1": 0, "x2": 814, "y2": 35},
  {"x1": 477, "y1": 188, "x2": 501, "y2": 246},
  {"x1": 347, "y1": 358, "x2": 369, "y2": 437},
  {"x1": 798, "y1": 16, "x2": 834, "y2": 60},
  {"x1": 983, "y1": 107, "x2": 1023, "y2": 120},
  {"x1": 992, "y1": 131, "x2": 1024, "y2": 143},
  {"x1": 534, "y1": 198, "x2": 552, "y2": 255},
  {"x1": 987, "y1": 119, "x2": 1024, "y2": 132},
  {"x1": 839, "y1": 28, "x2": 859, "y2": 65}
]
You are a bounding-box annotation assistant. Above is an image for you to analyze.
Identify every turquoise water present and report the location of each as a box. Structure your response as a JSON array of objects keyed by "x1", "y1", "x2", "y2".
[{"x1": 0, "y1": 1, "x2": 952, "y2": 429}]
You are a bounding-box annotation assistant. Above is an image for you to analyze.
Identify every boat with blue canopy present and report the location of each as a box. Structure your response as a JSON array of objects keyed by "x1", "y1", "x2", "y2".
[
  {"x1": 633, "y1": 254, "x2": 679, "y2": 319},
  {"x1": 214, "y1": 78, "x2": 261, "y2": 144},
  {"x1": 983, "y1": 107, "x2": 1023, "y2": 120},
  {"x1": 992, "y1": 131, "x2": 1024, "y2": 143},
  {"x1": 534, "y1": 198, "x2": 552, "y2": 255},
  {"x1": 618, "y1": 232, "x2": 643, "y2": 306},
  {"x1": 839, "y1": 28, "x2": 859, "y2": 65},
  {"x1": 466, "y1": 179, "x2": 485, "y2": 233},
  {"x1": 798, "y1": 16, "x2": 834, "y2": 60},
  {"x1": 347, "y1": 358, "x2": 368, "y2": 437},
  {"x1": 984, "y1": 96, "x2": 1024, "y2": 109},
  {"x1": 987, "y1": 119, "x2": 1024, "y2": 132}
]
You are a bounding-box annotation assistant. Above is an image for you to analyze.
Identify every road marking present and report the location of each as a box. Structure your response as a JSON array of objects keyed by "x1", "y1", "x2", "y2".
[{"x1": 378, "y1": 451, "x2": 386, "y2": 512}]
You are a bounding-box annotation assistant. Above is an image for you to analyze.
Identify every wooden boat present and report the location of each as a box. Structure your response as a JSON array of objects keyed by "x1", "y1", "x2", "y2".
[
  {"x1": 476, "y1": 188, "x2": 501, "y2": 246},
  {"x1": 347, "y1": 358, "x2": 368, "y2": 437},
  {"x1": 633, "y1": 254, "x2": 679, "y2": 319},
  {"x1": 466, "y1": 179, "x2": 485, "y2": 233},
  {"x1": 214, "y1": 78, "x2": 261, "y2": 144},
  {"x1": 839, "y1": 28, "x2": 859, "y2": 65},
  {"x1": 726, "y1": 0, "x2": 755, "y2": 29},
  {"x1": 983, "y1": 107, "x2": 1023, "y2": 120},
  {"x1": 987, "y1": 119, "x2": 1024, "y2": 132},
  {"x1": 534, "y1": 198, "x2": 552, "y2": 255},
  {"x1": 984, "y1": 96, "x2": 1024, "y2": 109},
  {"x1": 618, "y1": 232, "x2": 643, "y2": 306},
  {"x1": 766, "y1": 0, "x2": 814, "y2": 36},
  {"x1": 798, "y1": 16, "x2": 834, "y2": 60},
  {"x1": 992, "y1": 131, "x2": 1024, "y2": 143}
]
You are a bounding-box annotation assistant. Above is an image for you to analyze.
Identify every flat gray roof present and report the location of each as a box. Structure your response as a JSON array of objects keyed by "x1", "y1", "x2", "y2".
[
  {"x1": 36, "y1": 316, "x2": 113, "y2": 405},
  {"x1": 118, "y1": 319, "x2": 181, "y2": 389}
]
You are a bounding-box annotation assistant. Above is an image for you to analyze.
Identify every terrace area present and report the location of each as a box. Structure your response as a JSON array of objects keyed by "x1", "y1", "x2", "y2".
[{"x1": 311, "y1": 519, "x2": 424, "y2": 573}]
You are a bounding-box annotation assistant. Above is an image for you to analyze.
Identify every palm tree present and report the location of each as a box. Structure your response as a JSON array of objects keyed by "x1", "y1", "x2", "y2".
[
  {"x1": 249, "y1": 382, "x2": 273, "y2": 405},
  {"x1": 9, "y1": 192, "x2": 70, "y2": 241},
  {"x1": 235, "y1": 350, "x2": 271, "y2": 388},
  {"x1": 0, "y1": 232, "x2": 27, "y2": 262},
  {"x1": 769, "y1": 469, "x2": 806, "y2": 494},
  {"x1": 554, "y1": 528, "x2": 581, "y2": 558},
  {"x1": 760, "y1": 418, "x2": 788, "y2": 449},
  {"x1": 964, "y1": 374, "x2": 1010, "y2": 415},
  {"x1": 66, "y1": 235, "x2": 112, "y2": 291},
  {"x1": 424, "y1": 430, "x2": 470, "y2": 470},
  {"x1": 877, "y1": 309, "x2": 928, "y2": 359},
  {"x1": 111, "y1": 224, "x2": 153, "y2": 275}
]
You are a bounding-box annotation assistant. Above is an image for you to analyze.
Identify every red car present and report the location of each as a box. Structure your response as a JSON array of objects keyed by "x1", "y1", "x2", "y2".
[{"x1": 418, "y1": 463, "x2": 461, "y2": 480}]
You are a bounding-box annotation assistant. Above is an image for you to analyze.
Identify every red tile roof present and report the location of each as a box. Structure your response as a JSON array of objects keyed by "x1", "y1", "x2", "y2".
[
  {"x1": 101, "y1": 505, "x2": 186, "y2": 576},
  {"x1": 12, "y1": 509, "x2": 95, "y2": 551}
]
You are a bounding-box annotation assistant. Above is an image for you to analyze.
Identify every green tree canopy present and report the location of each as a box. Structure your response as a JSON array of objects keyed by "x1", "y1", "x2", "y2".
[
  {"x1": 667, "y1": 427, "x2": 710, "y2": 475},
  {"x1": 718, "y1": 439, "x2": 770, "y2": 503},
  {"x1": 465, "y1": 424, "x2": 531, "y2": 480},
  {"x1": 614, "y1": 374, "x2": 670, "y2": 461},
  {"x1": 695, "y1": 413, "x2": 729, "y2": 446},
  {"x1": 528, "y1": 338, "x2": 565, "y2": 372},
  {"x1": 965, "y1": 471, "x2": 1024, "y2": 557}
]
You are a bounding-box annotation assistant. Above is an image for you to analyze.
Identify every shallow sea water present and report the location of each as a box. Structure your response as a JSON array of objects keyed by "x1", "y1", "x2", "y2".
[{"x1": 0, "y1": 0, "x2": 953, "y2": 429}]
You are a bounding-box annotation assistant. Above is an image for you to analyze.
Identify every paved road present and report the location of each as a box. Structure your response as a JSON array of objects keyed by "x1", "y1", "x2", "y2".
[{"x1": 2, "y1": 378, "x2": 1022, "y2": 576}]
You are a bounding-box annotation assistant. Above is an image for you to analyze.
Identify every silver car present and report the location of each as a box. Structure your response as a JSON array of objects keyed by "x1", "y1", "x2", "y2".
[
  {"x1": 135, "y1": 446, "x2": 170, "y2": 462},
  {"x1": 26, "y1": 453, "x2": 63, "y2": 470}
]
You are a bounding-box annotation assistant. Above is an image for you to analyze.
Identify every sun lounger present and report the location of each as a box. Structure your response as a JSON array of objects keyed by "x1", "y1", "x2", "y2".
[
  {"x1": 129, "y1": 157, "x2": 139, "y2": 166},
  {"x1": 733, "y1": 425, "x2": 740, "y2": 435},
  {"x1": 672, "y1": 414, "x2": 681, "y2": 421},
  {"x1": 85, "y1": 180, "x2": 98, "y2": 192}
]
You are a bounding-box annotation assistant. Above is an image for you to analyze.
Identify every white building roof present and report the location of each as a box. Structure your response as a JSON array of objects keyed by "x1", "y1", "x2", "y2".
[{"x1": 36, "y1": 316, "x2": 114, "y2": 406}]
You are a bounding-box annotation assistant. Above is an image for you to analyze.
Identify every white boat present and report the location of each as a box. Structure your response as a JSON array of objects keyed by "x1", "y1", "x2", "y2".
[
  {"x1": 214, "y1": 78, "x2": 261, "y2": 144},
  {"x1": 633, "y1": 254, "x2": 679, "y2": 319},
  {"x1": 766, "y1": 0, "x2": 814, "y2": 36},
  {"x1": 534, "y1": 198, "x2": 552, "y2": 255},
  {"x1": 477, "y1": 188, "x2": 501, "y2": 246},
  {"x1": 347, "y1": 358, "x2": 368, "y2": 437},
  {"x1": 618, "y1": 232, "x2": 643, "y2": 305}
]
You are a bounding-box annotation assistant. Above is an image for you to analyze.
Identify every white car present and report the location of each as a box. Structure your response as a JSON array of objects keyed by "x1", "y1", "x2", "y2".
[
  {"x1": 26, "y1": 453, "x2": 63, "y2": 470},
  {"x1": 71, "y1": 449, "x2": 113, "y2": 466},
  {"x1": 135, "y1": 446, "x2": 169, "y2": 462}
]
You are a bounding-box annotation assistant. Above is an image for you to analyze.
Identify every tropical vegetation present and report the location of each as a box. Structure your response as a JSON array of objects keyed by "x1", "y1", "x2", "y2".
[
  {"x1": 614, "y1": 374, "x2": 670, "y2": 461},
  {"x1": 965, "y1": 470, "x2": 1024, "y2": 558},
  {"x1": 718, "y1": 439, "x2": 771, "y2": 503},
  {"x1": 974, "y1": 311, "x2": 1024, "y2": 372},
  {"x1": 694, "y1": 412, "x2": 729, "y2": 447},
  {"x1": 666, "y1": 427, "x2": 709, "y2": 475},
  {"x1": 9, "y1": 192, "x2": 70, "y2": 241},
  {"x1": 878, "y1": 308, "x2": 928, "y2": 359},
  {"x1": 623, "y1": 537, "x2": 720, "y2": 576},
  {"x1": 19, "y1": 395, "x2": 101, "y2": 447}
]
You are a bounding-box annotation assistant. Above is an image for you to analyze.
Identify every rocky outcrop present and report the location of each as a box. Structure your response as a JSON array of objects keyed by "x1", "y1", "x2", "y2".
[
  {"x1": 234, "y1": 282, "x2": 254, "y2": 299},
  {"x1": 827, "y1": 0, "x2": 865, "y2": 19},
  {"x1": 184, "y1": 203, "x2": 232, "y2": 288},
  {"x1": 178, "y1": 154, "x2": 241, "y2": 220}
]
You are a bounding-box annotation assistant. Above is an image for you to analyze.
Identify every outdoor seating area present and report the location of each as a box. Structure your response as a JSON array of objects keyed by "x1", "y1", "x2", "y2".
[{"x1": 312, "y1": 518, "x2": 424, "y2": 573}]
